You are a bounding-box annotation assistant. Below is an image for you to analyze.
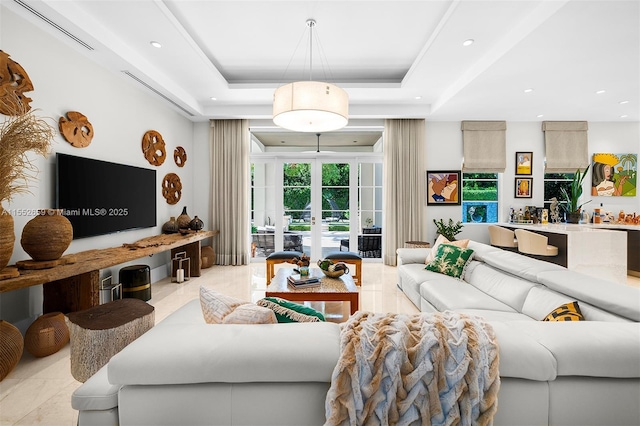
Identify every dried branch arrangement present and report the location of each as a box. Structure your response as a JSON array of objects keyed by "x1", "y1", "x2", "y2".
[{"x1": 0, "y1": 106, "x2": 54, "y2": 205}]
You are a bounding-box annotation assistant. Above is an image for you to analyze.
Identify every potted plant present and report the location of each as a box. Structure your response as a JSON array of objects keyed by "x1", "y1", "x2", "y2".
[
  {"x1": 560, "y1": 165, "x2": 591, "y2": 224},
  {"x1": 433, "y1": 218, "x2": 463, "y2": 241}
]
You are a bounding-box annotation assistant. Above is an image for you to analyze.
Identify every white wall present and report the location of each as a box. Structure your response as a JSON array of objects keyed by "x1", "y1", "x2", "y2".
[
  {"x1": 425, "y1": 121, "x2": 640, "y2": 244},
  {"x1": 1, "y1": 8, "x2": 197, "y2": 328}
]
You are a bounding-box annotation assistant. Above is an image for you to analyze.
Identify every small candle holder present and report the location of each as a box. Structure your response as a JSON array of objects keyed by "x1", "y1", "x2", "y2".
[{"x1": 172, "y1": 252, "x2": 191, "y2": 283}]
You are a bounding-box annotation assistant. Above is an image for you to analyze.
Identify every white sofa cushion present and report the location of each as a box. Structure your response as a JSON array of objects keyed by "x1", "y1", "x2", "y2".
[
  {"x1": 464, "y1": 261, "x2": 537, "y2": 312},
  {"x1": 488, "y1": 321, "x2": 557, "y2": 381},
  {"x1": 108, "y1": 320, "x2": 341, "y2": 385},
  {"x1": 420, "y1": 279, "x2": 517, "y2": 313},
  {"x1": 476, "y1": 245, "x2": 563, "y2": 283},
  {"x1": 71, "y1": 364, "x2": 119, "y2": 411},
  {"x1": 537, "y1": 270, "x2": 640, "y2": 321},
  {"x1": 509, "y1": 322, "x2": 640, "y2": 378}
]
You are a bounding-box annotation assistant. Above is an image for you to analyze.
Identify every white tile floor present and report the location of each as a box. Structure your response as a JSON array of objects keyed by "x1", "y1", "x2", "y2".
[
  {"x1": 1, "y1": 263, "x2": 638, "y2": 426},
  {"x1": 0, "y1": 262, "x2": 418, "y2": 426}
]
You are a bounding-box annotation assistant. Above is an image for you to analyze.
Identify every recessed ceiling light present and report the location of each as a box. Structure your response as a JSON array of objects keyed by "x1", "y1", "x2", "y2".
[
  {"x1": 462, "y1": 39, "x2": 474, "y2": 47},
  {"x1": 415, "y1": 96, "x2": 422, "y2": 100},
  {"x1": 524, "y1": 88, "x2": 534, "y2": 93},
  {"x1": 150, "y1": 41, "x2": 162, "y2": 48},
  {"x1": 210, "y1": 97, "x2": 217, "y2": 101},
  {"x1": 620, "y1": 114, "x2": 629, "y2": 118},
  {"x1": 619, "y1": 100, "x2": 629, "y2": 104},
  {"x1": 537, "y1": 114, "x2": 544, "y2": 118},
  {"x1": 596, "y1": 89, "x2": 606, "y2": 94}
]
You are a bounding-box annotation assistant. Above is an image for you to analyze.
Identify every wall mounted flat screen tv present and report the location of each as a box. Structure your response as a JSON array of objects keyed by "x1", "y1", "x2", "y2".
[{"x1": 56, "y1": 153, "x2": 157, "y2": 239}]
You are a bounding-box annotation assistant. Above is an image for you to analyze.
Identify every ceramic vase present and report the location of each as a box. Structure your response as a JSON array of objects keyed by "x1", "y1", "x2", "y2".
[
  {"x1": 162, "y1": 216, "x2": 179, "y2": 234},
  {"x1": 176, "y1": 206, "x2": 191, "y2": 230},
  {"x1": 189, "y1": 216, "x2": 204, "y2": 231},
  {"x1": 20, "y1": 209, "x2": 73, "y2": 261},
  {"x1": 0, "y1": 208, "x2": 15, "y2": 270}
]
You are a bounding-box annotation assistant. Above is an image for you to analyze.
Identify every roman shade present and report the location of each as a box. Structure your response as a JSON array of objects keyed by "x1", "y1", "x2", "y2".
[
  {"x1": 461, "y1": 121, "x2": 507, "y2": 172},
  {"x1": 542, "y1": 121, "x2": 589, "y2": 173}
]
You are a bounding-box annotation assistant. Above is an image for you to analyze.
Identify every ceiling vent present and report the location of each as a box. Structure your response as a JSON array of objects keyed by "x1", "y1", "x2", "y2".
[
  {"x1": 13, "y1": 0, "x2": 94, "y2": 51},
  {"x1": 121, "y1": 71, "x2": 195, "y2": 117}
]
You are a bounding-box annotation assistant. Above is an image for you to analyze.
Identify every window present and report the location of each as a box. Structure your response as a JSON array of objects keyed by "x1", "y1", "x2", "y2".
[
  {"x1": 461, "y1": 173, "x2": 498, "y2": 223},
  {"x1": 543, "y1": 172, "x2": 574, "y2": 210}
]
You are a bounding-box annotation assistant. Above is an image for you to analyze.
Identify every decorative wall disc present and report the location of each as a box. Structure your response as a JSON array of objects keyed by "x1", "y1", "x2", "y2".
[
  {"x1": 162, "y1": 173, "x2": 182, "y2": 205},
  {"x1": 141, "y1": 130, "x2": 166, "y2": 166},
  {"x1": 59, "y1": 111, "x2": 94, "y2": 148},
  {"x1": 0, "y1": 50, "x2": 34, "y2": 115},
  {"x1": 174, "y1": 146, "x2": 187, "y2": 167}
]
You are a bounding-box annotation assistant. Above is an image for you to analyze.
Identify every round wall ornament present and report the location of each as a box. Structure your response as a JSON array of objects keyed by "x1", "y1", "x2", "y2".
[
  {"x1": 174, "y1": 146, "x2": 187, "y2": 167},
  {"x1": 141, "y1": 130, "x2": 166, "y2": 166},
  {"x1": 59, "y1": 111, "x2": 94, "y2": 147},
  {"x1": 162, "y1": 173, "x2": 182, "y2": 205},
  {"x1": 0, "y1": 50, "x2": 34, "y2": 115}
]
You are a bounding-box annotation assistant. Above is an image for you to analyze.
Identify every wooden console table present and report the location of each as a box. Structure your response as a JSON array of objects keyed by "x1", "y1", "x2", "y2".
[{"x1": 0, "y1": 231, "x2": 218, "y2": 313}]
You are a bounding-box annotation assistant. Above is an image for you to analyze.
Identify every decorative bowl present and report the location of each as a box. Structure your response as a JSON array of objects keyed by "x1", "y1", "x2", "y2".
[{"x1": 320, "y1": 268, "x2": 347, "y2": 278}]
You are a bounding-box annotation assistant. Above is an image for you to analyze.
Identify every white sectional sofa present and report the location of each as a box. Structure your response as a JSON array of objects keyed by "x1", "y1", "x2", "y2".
[{"x1": 73, "y1": 240, "x2": 640, "y2": 425}]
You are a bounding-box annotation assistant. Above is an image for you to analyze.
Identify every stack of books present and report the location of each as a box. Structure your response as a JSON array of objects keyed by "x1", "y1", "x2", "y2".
[{"x1": 287, "y1": 274, "x2": 321, "y2": 289}]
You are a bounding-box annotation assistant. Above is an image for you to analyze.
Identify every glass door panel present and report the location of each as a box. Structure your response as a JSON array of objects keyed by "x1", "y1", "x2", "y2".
[
  {"x1": 283, "y1": 162, "x2": 312, "y2": 255},
  {"x1": 320, "y1": 163, "x2": 350, "y2": 258},
  {"x1": 251, "y1": 162, "x2": 276, "y2": 259}
]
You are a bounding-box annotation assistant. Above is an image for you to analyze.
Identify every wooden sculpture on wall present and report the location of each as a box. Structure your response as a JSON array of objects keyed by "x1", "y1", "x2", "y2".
[
  {"x1": 141, "y1": 130, "x2": 166, "y2": 166},
  {"x1": 0, "y1": 50, "x2": 34, "y2": 115},
  {"x1": 174, "y1": 146, "x2": 187, "y2": 167},
  {"x1": 59, "y1": 111, "x2": 94, "y2": 148},
  {"x1": 162, "y1": 173, "x2": 182, "y2": 205}
]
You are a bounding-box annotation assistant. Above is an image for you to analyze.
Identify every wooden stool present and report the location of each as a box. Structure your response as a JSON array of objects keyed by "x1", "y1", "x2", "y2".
[
  {"x1": 67, "y1": 298, "x2": 154, "y2": 382},
  {"x1": 324, "y1": 251, "x2": 362, "y2": 285},
  {"x1": 265, "y1": 251, "x2": 303, "y2": 285}
]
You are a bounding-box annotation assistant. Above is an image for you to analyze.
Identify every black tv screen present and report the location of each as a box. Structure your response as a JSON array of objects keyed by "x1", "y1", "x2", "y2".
[{"x1": 56, "y1": 153, "x2": 157, "y2": 239}]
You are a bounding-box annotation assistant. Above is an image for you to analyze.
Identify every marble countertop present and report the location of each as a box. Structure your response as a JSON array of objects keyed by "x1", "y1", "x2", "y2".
[{"x1": 500, "y1": 222, "x2": 636, "y2": 234}]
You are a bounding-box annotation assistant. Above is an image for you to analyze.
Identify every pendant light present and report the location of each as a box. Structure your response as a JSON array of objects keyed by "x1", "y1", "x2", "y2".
[{"x1": 273, "y1": 19, "x2": 349, "y2": 133}]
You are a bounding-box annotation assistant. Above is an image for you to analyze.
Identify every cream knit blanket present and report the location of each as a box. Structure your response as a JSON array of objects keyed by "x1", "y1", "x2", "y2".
[{"x1": 324, "y1": 311, "x2": 500, "y2": 426}]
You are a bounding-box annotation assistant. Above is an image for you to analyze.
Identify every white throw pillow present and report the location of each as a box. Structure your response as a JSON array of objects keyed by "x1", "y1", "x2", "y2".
[
  {"x1": 223, "y1": 304, "x2": 277, "y2": 324},
  {"x1": 425, "y1": 235, "x2": 470, "y2": 263},
  {"x1": 199, "y1": 286, "x2": 249, "y2": 324}
]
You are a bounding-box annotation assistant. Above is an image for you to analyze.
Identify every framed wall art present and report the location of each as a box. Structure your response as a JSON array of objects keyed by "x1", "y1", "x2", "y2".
[
  {"x1": 515, "y1": 151, "x2": 532, "y2": 175},
  {"x1": 427, "y1": 170, "x2": 461, "y2": 205},
  {"x1": 515, "y1": 177, "x2": 532, "y2": 198},
  {"x1": 591, "y1": 153, "x2": 636, "y2": 197}
]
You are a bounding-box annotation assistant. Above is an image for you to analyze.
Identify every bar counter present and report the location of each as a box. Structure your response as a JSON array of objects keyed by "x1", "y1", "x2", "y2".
[{"x1": 501, "y1": 222, "x2": 630, "y2": 285}]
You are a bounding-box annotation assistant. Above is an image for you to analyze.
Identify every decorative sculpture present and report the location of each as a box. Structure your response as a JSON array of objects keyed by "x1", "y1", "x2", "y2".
[
  {"x1": 59, "y1": 111, "x2": 94, "y2": 147},
  {"x1": 0, "y1": 50, "x2": 34, "y2": 115},
  {"x1": 162, "y1": 173, "x2": 182, "y2": 205},
  {"x1": 174, "y1": 146, "x2": 187, "y2": 167},
  {"x1": 550, "y1": 197, "x2": 561, "y2": 223},
  {"x1": 141, "y1": 130, "x2": 166, "y2": 166}
]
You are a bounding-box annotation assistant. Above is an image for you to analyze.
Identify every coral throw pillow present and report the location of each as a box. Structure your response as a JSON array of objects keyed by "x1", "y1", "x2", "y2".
[{"x1": 426, "y1": 235, "x2": 470, "y2": 263}]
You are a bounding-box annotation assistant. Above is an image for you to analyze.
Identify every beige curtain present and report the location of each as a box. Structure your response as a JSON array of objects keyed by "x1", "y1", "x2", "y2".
[
  {"x1": 542, "y1": 121, "x2": 589, "y2": 173},
  {"x1": 461, "y1": 121, "x2": 507, "y2": 172},
  {"x1": 209, "y1": 119, "x2": 249, "y2": 265},
  {"x1": 383, "y1": 119, "x2": 426, "y2": 266}
]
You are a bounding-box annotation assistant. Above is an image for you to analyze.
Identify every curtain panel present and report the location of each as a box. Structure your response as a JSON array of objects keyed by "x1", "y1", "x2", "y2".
[
  {"x1": 461, "y1": 121, "x2": 507, "y2": 172},
  {"x1": 542, "y1": 121, "x2": 589, "y2": 173},
  {"x1": 383, "y1": 119, "x2": 426, "y2": 266},
  {"x1": 209, "y1": 119, "x2": 249, "y2": 265}
]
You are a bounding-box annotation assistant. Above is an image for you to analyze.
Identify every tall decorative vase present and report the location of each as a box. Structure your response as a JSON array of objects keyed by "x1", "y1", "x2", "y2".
[
  {"x1": 20, "y1": 209, "x2": 73, "y2": 261},
  {"x1": 176, "y1": 206, "x2": 191, "y2": 230},
  {"x1": 0, "y1": 208, "x2": 15, "y2": 270}
]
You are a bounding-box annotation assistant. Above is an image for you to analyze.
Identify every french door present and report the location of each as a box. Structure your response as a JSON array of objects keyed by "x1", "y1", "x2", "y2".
[{"x1": 250, "y1": 155, "x2": 382, "y2": 261}]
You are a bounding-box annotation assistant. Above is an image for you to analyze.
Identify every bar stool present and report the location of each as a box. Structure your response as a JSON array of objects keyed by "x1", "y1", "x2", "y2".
[
  {"x1": 265, "y1": 251, "x2": 303, "y2": 285},
  {"x1": 324, "y1": 251, "x2": 362, "y2": 285},
  {"x1": 488, "y1": 225, "x2": 518, "y2": 249},
  {"x1": 514, "y1": 229, "x2": 558, "y2": 256}
]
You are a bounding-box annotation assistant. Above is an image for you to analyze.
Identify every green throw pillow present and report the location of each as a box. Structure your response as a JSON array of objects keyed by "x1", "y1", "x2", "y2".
[
  {"x1": 257, "y1": 297, "x2": 325, "y2": 323},
  {"x1": 425, "y1": 243, "x2": 474, "y2": 279}
]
